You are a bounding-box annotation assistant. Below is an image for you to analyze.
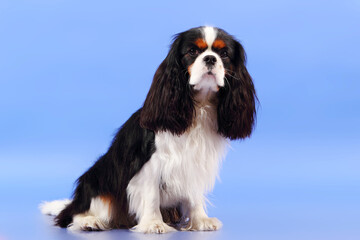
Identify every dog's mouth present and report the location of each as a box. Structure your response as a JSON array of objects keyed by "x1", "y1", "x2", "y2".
[{"x1": 192, "y1": 73, "x2": 220, "y2": 92}]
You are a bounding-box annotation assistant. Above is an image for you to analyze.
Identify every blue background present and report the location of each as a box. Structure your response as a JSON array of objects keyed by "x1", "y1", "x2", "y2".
[{"x1": 1, "y1": 0, "x2": 359, "y2": 239}]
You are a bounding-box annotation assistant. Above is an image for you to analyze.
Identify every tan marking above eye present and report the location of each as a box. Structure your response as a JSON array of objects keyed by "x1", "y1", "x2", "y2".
[
  {"x1": 213, "y1": 39, "x2": 226, "y2": 49},
  {"x1": 195, "y1": 38, "x2": 207, "y2": 49}
]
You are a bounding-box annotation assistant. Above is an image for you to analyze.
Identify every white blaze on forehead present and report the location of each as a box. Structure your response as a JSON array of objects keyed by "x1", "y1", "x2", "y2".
[{"x1": 202, "y1": 26, "x2": 218, "y2": 48}]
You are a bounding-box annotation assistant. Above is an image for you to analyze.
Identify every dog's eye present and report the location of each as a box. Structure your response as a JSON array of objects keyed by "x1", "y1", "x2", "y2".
[
  {"x1": 188, "y1": 48, "x2": 199, "y2": 56},
  {"x1": 220, "y1": 50, "x2": 228, "y2": 58}
]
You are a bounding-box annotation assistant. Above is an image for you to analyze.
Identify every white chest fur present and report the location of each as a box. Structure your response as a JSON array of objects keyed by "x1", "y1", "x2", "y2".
[
  {"x1": 156, "y1": 106, "x2": 227, "y2": 207},
  {"x1": 127, "y1": 105, "x2": 228, "y2": 220}
]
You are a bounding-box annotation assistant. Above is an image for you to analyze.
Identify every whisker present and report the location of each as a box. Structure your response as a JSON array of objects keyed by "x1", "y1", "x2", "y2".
[
  {"x1": 223, "y1": 76, "x2": 232, "y2": 92},
  {"x1": 225, "y1": 68, "x2": 242, "y2": 81}
]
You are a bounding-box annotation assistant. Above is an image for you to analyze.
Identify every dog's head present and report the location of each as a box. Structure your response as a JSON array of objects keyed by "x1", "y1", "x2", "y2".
[{"x1": 140, "y1": 26, "x2": 257, "y2": 140}]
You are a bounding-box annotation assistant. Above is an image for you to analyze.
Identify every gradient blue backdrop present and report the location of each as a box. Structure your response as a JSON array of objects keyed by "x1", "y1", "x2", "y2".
[{"x1": 1, "y1": 0, "x2": 359, "y2": 239}]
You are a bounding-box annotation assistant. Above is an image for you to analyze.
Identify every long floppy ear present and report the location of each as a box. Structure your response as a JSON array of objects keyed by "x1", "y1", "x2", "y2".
[
  {"x1": 217, "y1": 40, "x2": 257, "y2": 140},
  {"x1": 140, "y1": 34, "x2": 194, "y2": 135}
]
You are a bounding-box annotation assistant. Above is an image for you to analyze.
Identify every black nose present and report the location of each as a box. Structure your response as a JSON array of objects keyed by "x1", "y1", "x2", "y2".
[{"x1": 203, "y1": 55, "x2": 217, "y2": 66}]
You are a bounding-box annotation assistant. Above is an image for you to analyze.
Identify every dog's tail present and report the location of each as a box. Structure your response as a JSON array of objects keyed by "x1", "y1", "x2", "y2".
[
  {"x1": 39, "y1": 198, "x2": 87, "y2": 228},
  {"x1": 39, "y1": 199, "x2": 72, "y2": 216}
]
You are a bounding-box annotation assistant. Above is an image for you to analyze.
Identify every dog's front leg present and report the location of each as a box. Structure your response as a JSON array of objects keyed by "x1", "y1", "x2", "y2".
[
  {"x1": 186, "y1": 201, "x2": 223, "y2": 231},
  {"x1": 131, "y1": 193, "x2": 175, "y2": 233},
  {"x1": 127, "y1": 159, "x2": 176, "y2": 234}
]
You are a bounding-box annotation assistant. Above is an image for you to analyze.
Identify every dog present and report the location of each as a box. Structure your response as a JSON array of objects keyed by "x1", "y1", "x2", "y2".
[{"x1": 40, "y1": 26, "x2": 257, "y2": 233}]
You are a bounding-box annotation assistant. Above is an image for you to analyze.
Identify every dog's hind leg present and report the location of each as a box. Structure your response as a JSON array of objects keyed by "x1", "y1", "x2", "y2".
[{"x1": 68, "y1": 195, "x2": 113, "y2": 231}]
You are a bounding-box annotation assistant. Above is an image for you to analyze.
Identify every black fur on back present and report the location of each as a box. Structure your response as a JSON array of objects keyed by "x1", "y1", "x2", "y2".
[{"x1": 55, "y1": 109, "x2": 156, "y2": 229}]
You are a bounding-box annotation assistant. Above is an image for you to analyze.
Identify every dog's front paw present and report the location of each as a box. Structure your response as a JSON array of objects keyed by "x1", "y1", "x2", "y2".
[
  {"x1": 131, "y1": 220, "x2": 176, "y2": 234},
  {"x1": 190, "y1": 217, "x2": 222, "y2": 231}
]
